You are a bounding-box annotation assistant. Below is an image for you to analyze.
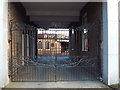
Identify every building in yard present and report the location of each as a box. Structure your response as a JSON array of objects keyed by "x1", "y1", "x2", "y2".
[
  {"x1": 0, "y1": 0, "x2": 120, "y2": 89},
  {"x1": 37, "y1": 33, "x2": 69, "y2": 55}
]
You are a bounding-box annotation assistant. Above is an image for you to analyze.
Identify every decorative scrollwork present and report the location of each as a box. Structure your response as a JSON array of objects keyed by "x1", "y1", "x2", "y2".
[{"x1": 12, "y1": 55, "x2": 98, "y2": 68}]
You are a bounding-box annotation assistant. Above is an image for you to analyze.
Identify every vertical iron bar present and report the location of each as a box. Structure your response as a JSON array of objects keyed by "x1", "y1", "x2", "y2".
[
  {"x1": 17, "y1": 42, "x2": 18, "y2": 81},
  {"x1": 10, "y1": 21, "x2": 13, "y2": 81},
  {"x1": 55, "y1": 30, "x2": 57, "y2": 81},
  {"x1": 98, "y1": 20, "x2": 101, "y2": 79}
]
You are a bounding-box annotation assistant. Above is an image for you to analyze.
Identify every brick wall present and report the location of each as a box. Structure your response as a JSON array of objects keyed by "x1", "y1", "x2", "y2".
[
  {"x1": 38, "y1": 39, "x2": 61, "y2": 55},
  {"x1": 80, "y1": 2, "x2": 103, "y2": 75},
  {"x1": 69, "y1": 2, "x2": 103, "y2": 75},
  {"x1": 8, "y1": 2, "x2": 28, "y2": 76}
]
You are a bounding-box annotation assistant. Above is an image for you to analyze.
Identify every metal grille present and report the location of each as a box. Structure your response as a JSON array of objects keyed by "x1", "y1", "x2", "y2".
[{"x1": 10, "y1": 22, "x2": 101, "y2": 82}]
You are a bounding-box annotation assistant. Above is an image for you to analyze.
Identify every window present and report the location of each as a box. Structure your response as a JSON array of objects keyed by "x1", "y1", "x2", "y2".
[
  {"x1": 45, "y1": 41, "x2": 50, "y2": 49},
  {"x1": 51, "y1": 43, "x2": 54, "y2": 47},
  {"x1": 82, "y1": 13, "x2": 88, "y2": 51},
  {"x1": 38, "y1": 41, "x2": 43, "y2": 49},
  {"x1": 82, "y1": 29, "x2": 88, "y2": 51}
]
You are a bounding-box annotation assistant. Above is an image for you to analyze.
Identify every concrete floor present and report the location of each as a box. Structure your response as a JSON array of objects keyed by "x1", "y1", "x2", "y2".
[{"x1": 4, "y1": 81, "x2": 111, "y2": 89}]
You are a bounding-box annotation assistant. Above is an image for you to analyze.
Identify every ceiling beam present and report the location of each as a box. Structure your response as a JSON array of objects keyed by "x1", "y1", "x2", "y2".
[
  {"x1": 34, "y1": 22, "x2": 70, "y2": 28},
  {"x1": 27, "y1": 11, "x2": 80, "y2": 17},
  {"x1": 8, "y1": 0, "x2": 106, "y2": 2},
  {"x1": 30, "y1": 16, "x2": 80, "y2": 22}
]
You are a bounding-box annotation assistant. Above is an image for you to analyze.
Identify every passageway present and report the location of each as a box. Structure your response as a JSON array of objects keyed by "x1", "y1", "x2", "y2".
[{"x1": 8, "y1": 2, "x2": 103, "y2": 82}]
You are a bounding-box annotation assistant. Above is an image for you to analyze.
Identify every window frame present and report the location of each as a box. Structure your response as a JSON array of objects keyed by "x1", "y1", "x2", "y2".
[
  {"x1": 38, "y1": 40, "x2": 43, "y2": 50},
  {"x1": 45, "y1": 41, "x2": 50, "y2": 50},
  {"x1": 82, "y1": 12, "x2": 89, "y2": 52}
]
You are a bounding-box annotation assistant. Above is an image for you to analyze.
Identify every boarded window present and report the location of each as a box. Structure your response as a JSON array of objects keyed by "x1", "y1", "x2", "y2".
[
  {"x1": 82, "y1": 29, "x2": 88, "y2": 51},
  {"x1": 38, "y1": 41, "x2": 43, "y2": 49},
  {"x1": 82, "y1": 12, "x2": 88, "y2": 51},
  {"x1": 45, "y1": 41, "x2": 50, "y2": 49}
]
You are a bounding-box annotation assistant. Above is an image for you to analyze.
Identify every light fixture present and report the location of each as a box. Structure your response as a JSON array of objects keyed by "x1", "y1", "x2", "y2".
[
  {"x1": 72, "y1": 29, "x2": 74, "y2": 34},
  {"x1": 84, "y1": 29, "x2": 88, "y2": 34}
]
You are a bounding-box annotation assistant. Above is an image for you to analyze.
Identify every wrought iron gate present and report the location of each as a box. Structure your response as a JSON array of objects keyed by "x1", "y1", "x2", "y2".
[{"x1": 10, "y1": 22, "x2": 101, "y2": 82}]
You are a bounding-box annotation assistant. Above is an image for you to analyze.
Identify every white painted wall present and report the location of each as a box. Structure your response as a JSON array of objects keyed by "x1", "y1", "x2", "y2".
[
  {"x1": 0, "y1": 0, "x2": 8, "y2": 88},
  {"x1": 103, "y1": 0, "x2": 119, "y2": 85},
  {"x1": 118, "y1": 13, "x2": 120, "y2": 84},
  {"x1": 8, "y1": 0, "x2": 107, "y2": 2},
  {"x1": 102, "y1": 2, "x2": 108, "y2": 84},
  {"x1": 107, "y1": 0, "x2": 119, "y2": 85}
]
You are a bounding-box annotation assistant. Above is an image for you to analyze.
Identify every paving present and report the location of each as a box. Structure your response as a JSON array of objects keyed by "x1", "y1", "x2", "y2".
[{"x1": 3, "y1": 81, "x2": 113, "y2": 90}]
